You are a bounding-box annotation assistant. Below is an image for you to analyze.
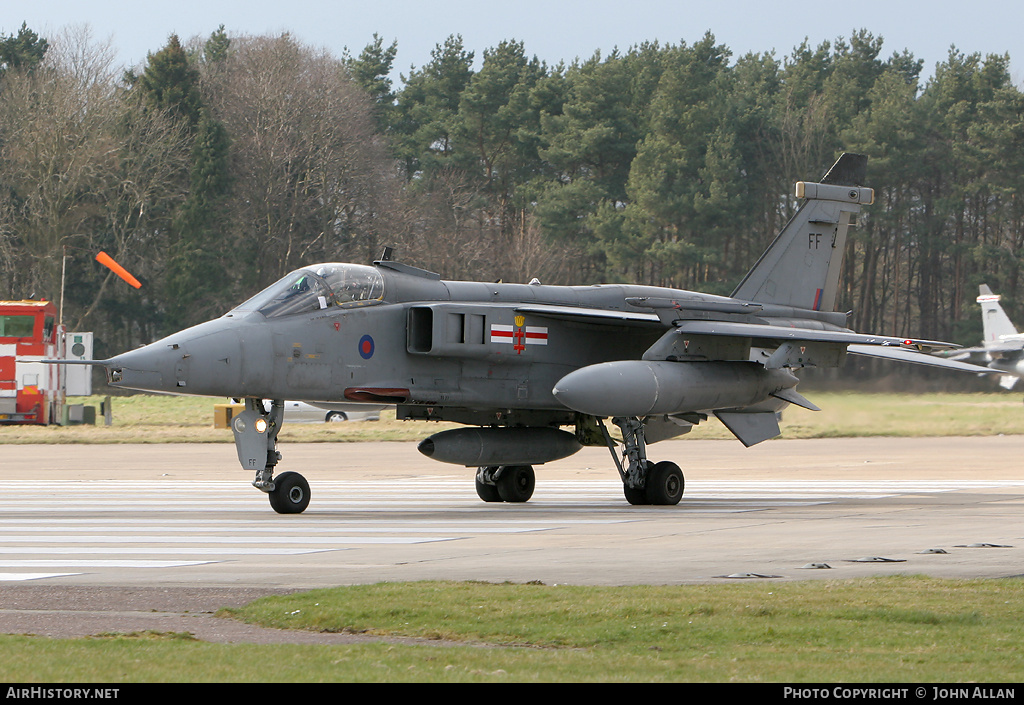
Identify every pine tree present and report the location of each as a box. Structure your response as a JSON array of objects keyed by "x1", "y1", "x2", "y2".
[
  {"x1": 346, "y1": 33, "x2": 398, "y2": 132},
  {"x1": 0, "y1": 23, "x2": 48, "y2": 76},
  {"x1": 203, "y1": 25, "x2": 230, "y2": 65},
  {"x1": 165, "y1": 110, "x2": 232, "y2": 325},
  {"x1": 139, "y1": 34, "x2": 202, "y2": 129},
  {"x1": 393, "y1": 34, "x2": 475, "y2": 175}
]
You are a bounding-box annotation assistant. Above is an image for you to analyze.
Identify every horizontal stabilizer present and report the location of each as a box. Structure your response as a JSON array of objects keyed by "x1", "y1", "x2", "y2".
[
  {"x1": 714, "y1": 411, "x2": 781, "y2": 447},
  {"x1": 985, "y1": 345, "x2": 1024, "y2": 359},
  {"x1": 939, "y1": 346, "x2": 988, "y2": 360}
]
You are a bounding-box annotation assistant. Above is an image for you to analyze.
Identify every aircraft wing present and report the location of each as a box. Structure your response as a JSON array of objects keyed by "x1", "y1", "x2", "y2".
[
  {"x1": 847, "y1": 344, "x2": 1001, "y2": 374},
  {"x1": 514, "y1": 304, "x2": 664, "y2": 327},
  {"x1": 671, "y1": 320, "x2": 956, "y2": 351}
]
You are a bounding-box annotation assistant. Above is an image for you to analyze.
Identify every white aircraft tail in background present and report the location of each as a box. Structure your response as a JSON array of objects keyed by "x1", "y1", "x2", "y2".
[{"x1": 946, "y1": 285, "x2": 1024, "y2": 389}]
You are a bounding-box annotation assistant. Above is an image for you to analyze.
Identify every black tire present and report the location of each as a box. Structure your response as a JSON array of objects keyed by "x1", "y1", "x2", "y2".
[
  {"x1": 269, "y1": 471, "x2": 311, "y2": 514},
  {"x1": 623, "y1": 484, "x2": 648, "y2": 505},
  {"x1": 624, "y1": 460, "x2": 652, "y2": 505},
  {"x1": 475, "y1": 467, "x2": 503, "y2": 502},
  {"x1": 325, "y1": 411, "x2": 348, "y2": 422},
  {"x1": 645, "y1": 461, "x2": 684, "y2": 505},
  {"x1": 496, "y1": 465, "x2": 535, "y2": 503}
]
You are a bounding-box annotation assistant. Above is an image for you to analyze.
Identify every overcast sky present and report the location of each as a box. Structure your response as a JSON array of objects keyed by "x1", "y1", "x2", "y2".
[{"x1": 10, "y1": 0, "x2": 1024, "y2": 85}]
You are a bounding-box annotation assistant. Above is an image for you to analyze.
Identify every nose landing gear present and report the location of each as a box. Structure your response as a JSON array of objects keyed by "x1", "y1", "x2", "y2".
[{"x1": 231, "y1": 398, "x2": 311, "y2": 514}]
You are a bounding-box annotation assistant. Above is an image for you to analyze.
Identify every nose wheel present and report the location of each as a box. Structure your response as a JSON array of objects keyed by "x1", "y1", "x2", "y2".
[
  {"x1": 231, "y1": 398, "x2": 312, "y2": 514},
  {"x1": 268, "y1": 471, "x2": 311, "y2": 514}
]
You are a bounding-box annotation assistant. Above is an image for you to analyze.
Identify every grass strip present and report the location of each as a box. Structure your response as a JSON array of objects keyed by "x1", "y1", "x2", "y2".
[
  {"x1": 3, "y1": 577, "x2": 1022, "y2": 682},
  {"x1": 2, "y1": 392, "x2": 1024, "y2": 443}
]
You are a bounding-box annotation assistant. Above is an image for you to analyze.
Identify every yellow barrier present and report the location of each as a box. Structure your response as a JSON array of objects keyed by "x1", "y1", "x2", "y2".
[{"x1": 213, "y1": 403, "x2": 245, "y2": 429}]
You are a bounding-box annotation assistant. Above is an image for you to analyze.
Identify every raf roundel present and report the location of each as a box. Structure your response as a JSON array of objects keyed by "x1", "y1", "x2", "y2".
[{"x1": 358, "y1": 334, "x2": 375, "y2": 360}]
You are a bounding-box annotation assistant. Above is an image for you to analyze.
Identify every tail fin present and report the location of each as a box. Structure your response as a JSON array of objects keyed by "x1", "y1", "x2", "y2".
[
  {"x1": 978, "y1": 284, "x2": 1019, "y2": 346},
  {"x1": 731, "y1": 153, "x2": 873, "y2": 312}
]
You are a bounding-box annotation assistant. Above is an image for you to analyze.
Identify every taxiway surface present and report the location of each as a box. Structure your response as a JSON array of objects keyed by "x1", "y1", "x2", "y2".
[{"x1": 3, "y1": 436, "x2": 1023, "y2": 640}]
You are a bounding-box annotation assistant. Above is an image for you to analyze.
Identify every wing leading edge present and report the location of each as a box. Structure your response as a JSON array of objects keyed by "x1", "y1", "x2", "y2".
[
  {"x1": 848, "y1": 344, "x2": 1001, "y2": 374},
  {"x1": 670, "y1": 319, "x2": 956, "y2": 352}
]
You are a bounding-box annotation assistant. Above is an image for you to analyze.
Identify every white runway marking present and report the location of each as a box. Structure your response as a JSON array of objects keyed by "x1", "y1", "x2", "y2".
[
  {"x1": 0, "y1": 535, "x2": 464, "y2": 544},
  {"x1": 0, "y1": 524, "x2": 555, "y2": 534},
  {"x1": 0, "y1": 547, "x2": 333, "y2": 555},
  {"x1": 3, "y1": 477, "x2": 1021, "y2": 582},
  {"x1": 0, "y1": 479, "x2": 636, "y2": 581},
  {"x1": 0, "y1": 573, "x2": 81, "y2": 581},
  {"x1": 0, "y1": 560, "x2": 213, "y2": 568}
]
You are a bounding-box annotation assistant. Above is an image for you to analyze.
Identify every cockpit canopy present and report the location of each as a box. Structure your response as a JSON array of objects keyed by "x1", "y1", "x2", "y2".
[{"x1": 233, "y1": 263, "x2": 385, "y2": 318}]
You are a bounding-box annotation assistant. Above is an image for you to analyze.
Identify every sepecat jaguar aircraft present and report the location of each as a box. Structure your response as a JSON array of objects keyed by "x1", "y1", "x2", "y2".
[{"x1": 57, "y1": 154, "x2": 993, "y2": 513}]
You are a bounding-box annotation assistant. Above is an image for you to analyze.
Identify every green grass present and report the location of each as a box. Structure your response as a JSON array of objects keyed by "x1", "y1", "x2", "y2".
[
  {"x1": 4, "y1": 392, "x2": 1022, "y2": 681},
  {"x1": 778, "y1": 391, "x2": 1024, "y2": 438},
  {"x1": 0, "y1": 395, "x2": 457, "y2": 443},
  {"x1": 3, "y1": 577, "x2": 1022, "y2": 682},
  {"x1": 2, "y1": 391, "x2": 1023, "y2": 443}
]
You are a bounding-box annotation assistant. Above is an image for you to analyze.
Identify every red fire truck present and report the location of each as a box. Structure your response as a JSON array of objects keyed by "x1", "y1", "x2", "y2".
[{"x1": 0, "y1": 300, "x2": 65, "y2": 424}]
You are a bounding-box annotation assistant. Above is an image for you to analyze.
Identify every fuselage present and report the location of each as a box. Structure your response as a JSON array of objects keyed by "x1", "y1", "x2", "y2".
[{"x1": 104, "y1": 261, "x2": 845, "y2": 420}]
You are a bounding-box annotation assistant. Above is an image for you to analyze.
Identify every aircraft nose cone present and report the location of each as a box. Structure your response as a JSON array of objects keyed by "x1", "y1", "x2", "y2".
[
  {"x1": 106, "y1": 343, "x2": 176, "y2": 392},
  {"x1": 107, "y1": 318, "x2": 247, "y2": 396}
]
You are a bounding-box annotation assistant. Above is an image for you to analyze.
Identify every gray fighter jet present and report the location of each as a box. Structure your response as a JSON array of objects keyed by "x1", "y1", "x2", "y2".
[
  {"x1": 63, "y1": 154, "x2": 992, "y2": 513},
  {"x1": 942, "y1": 284, "x2": 1024, "y2": 388}
]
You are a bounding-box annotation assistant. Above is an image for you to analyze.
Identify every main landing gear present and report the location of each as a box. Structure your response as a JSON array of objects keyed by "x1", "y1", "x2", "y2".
[
  {"x1": 470, "y1": 417, "x2": 683, "y2": 507},
  {"x1": 603, "y1": 417, "x2": 684, "y2": 506},
  {"x1": 231, "y1": 398, "x2": 311, "y2": 514},
  {"x1": 475, "y1": 464, "x2": 536, "y2": 503}
]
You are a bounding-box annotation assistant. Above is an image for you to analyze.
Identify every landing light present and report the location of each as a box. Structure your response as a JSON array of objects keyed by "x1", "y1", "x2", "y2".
[{"x1": 254, "y1": 418, "x2": 268, "y2": 434}]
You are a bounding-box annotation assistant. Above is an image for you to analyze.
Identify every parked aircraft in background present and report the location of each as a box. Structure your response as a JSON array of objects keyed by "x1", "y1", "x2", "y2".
[
  {"x1": 942, "y1": 284, "x2": 1024, "y2": 389},
  {"x1": 54, "y1": 154, "x2": 995, "y2": 514}
]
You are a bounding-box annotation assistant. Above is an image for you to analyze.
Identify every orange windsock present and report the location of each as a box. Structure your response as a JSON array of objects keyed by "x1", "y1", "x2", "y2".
[{"x1": 96, "y1": 251, "x2": 142, "y2": 289}]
